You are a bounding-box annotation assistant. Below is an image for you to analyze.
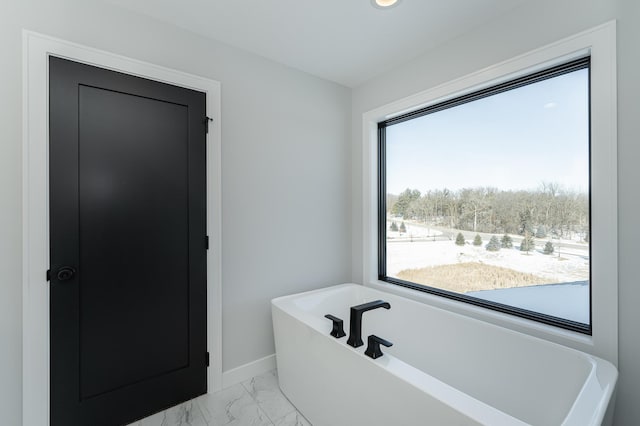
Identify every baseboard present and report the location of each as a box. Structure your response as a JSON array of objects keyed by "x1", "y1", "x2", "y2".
[{"x1": 220, "y1": 354, "x2": 276, "y2": 389}]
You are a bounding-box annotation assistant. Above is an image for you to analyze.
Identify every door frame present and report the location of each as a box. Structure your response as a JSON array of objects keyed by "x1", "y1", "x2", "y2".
[{"x1": 22, "y1": 31, "x2": 223, "y2": 426}]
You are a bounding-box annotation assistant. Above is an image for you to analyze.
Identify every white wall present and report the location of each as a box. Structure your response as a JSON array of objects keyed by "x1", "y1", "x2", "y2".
[
  {"x1": 614, "y1": 0, "x2": 640, "y2": 425},
  {"x1": 0, "y1": 1, "x2": 351, "y2": 424},
  {"x1": 351, "y1": 0, "x2": 639, "y2": 424},
  {"x1": 4, "y1": 0, "x2": 639, "y2": 425}
]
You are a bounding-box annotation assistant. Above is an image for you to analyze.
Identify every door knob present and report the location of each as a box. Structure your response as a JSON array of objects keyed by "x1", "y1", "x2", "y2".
[{"x1": 56, "y1": 267, "x2": 76, "y2": 281}]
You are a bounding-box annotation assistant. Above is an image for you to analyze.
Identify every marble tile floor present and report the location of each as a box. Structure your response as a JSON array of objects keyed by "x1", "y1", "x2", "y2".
[{"x1": 126, "y1": 370, "x2": 312, "y2": 426}]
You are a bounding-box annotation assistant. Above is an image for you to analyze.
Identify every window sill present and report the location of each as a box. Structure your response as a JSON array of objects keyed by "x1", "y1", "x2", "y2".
[{"x1": 365, "y1": 280, "x2": 595, "y2": 350}]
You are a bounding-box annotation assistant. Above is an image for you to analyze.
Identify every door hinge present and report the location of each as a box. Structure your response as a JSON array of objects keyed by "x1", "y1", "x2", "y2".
[
  {"x1": 46, "y1": 269, "x2": 51, "y2": 281},
  {"x1": 205, "y1": 351, "x2": 210, "y2": 367},
  {"x1": 204, "y1": 116, "x2": 213, "y2": 134},
  {"x1": 205, "y1": 235, "x2": 209, "y2": 250}
]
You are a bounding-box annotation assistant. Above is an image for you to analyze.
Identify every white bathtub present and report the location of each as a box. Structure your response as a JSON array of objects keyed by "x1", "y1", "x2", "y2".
[{"x1": 272, "y1": 283, "x2": 617, "y2": 426}]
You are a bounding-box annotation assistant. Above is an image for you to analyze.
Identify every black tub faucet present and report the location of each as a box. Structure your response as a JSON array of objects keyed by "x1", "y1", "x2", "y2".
[
  {"x1": 365, "y1": 335, "x2": 393, "y2": 359},
  {"x1": 346, "y1": 300, "x2": 390, "y2": 348},
  {"x1": 324, "y1": 314, "x2": 346, "y2": 338}
]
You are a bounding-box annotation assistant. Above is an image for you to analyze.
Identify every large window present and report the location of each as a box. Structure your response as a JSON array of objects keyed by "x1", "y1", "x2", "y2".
[{"x1": 378, "y1": 58, "x2": 591, "y2": 333}]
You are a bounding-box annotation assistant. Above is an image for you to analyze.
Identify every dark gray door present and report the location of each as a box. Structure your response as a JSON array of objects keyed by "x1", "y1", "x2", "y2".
[{"x1": 49, "y1": 56, "x2": 208, "y2": 426}]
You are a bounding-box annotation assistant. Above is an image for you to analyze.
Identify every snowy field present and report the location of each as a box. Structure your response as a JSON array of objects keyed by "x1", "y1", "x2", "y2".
[{"x1": 386, "y1": 221, "x2": 591, "y2": 323}]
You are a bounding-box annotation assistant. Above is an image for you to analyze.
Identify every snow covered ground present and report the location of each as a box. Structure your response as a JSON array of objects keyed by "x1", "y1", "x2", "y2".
[
  {"x1": 386, "y1": 220, "x2": 590, "y2": 324},
  {"x1": 386, "y1": 221, "x2": 589, "y2": 284}
]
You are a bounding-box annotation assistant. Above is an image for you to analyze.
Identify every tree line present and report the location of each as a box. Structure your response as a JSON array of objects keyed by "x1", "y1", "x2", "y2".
[{"x1": 388, "y1": 183, "x2": 589, "y2": 240}]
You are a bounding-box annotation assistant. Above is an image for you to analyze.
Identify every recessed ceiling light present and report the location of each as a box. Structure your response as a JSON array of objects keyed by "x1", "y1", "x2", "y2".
[{"x1": 371, "y1": 0, "x2": 401, "y2": 9}]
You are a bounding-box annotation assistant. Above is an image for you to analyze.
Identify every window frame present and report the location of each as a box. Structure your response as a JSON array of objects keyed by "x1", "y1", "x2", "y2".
[
  {"x1": 377, "y1": 57, "x2": 592, "y2": 334},
  {"x1": 360, "y1": 21, "x2": 617, "y2": 365}
]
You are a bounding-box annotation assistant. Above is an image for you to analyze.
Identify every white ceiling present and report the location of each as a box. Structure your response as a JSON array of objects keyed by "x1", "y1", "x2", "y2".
[{"x1": 101, "y1": 0, "x2": 527, "y2": 87}]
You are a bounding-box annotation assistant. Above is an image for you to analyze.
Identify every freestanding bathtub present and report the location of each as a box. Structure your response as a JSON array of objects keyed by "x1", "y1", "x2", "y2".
[{"x1": 272, "y1": 283, "x2": 617, "y2": 426}]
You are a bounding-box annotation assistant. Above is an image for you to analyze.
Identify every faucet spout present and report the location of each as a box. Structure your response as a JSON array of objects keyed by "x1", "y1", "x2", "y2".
[{"x1": 346, "y1": 300, "x2": 390, "y2": 348}]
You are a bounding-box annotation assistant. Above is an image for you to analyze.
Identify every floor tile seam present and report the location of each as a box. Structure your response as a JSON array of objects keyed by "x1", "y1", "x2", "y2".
[
  {"x1": 295, "y1": 410, "x2": 313, "y2": 426},
  {"x1": 240, "y1": 380, "x2": 253, "y2": 398},
  {"x1": 269, "y1": 407, "x2": 301, "y2": 425},
  {"x1": 227, "y1": 383, "x2": 275, "y2": 426},
  {"x1": 240, "y1": 379, "x2": 294, "y2": 426},
  {"x1": 192, "y1": 396, "x2": 211, "y2": 426},
  {"x1": 273, "y1": 387, "x2": 300, "y2": 423},
  {"x1": 240, "y1": 383, "x2": 278, "y2": 426},
  {"x1": 251, "y1": 398, "x2": 277, "y2": 426},
  {"x1": 197, "y1": 385, "x2": 247, "y2": 426},
  {"x1": 249, "y1": 392, "x2": 281, "y2": 425}
]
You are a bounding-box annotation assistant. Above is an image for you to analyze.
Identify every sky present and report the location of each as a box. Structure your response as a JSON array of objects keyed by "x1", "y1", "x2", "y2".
[{"x1": 386, "y1": 68, "x2": 589, "y2": 195}]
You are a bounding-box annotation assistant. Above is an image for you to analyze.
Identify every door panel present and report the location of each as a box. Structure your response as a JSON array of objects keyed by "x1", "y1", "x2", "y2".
[{"x1": 49, "y1": 56, "x2": 207, "y2": 426}]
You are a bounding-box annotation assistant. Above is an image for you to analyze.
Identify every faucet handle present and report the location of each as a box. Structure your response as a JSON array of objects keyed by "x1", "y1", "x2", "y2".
[
  {"x1": 364, "y1": 335, "x2": 393, "y2": 359},
  {"x1": 324, "y1": 314, "x2": 346, "y2": 338}
]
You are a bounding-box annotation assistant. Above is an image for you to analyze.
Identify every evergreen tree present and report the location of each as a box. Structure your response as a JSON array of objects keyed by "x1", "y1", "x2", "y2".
[
  {"x1": 520, "y1": 231, "x2": 535, "y2": 253},
  {"x1": 519, "y1": 209, "x2": 534, "y2": 235},
  {"x1": 399, "y1": 221, "x2": 406, "y2": 233},
  {"x1": 501, "y1": 234, "x2": 513, "y2": 249},
  {"x1": 455, "y1": 232, "x2": 465, "y2": 246},
  {"x1": 473, "y1": 234, "x2": 482, "y2": 246},
  {"x1": 536, "y1": 225, "x2": 547, "y2": 238},
  {"x1": 543, "y1": 241, "x2": 554, "y2": 255},
  {"x1": 390, "y1": 221, "x2": 398, "y2": 232},
  {"x1": 486, "y1": 236, "x2": 501, "y2": 252}
]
